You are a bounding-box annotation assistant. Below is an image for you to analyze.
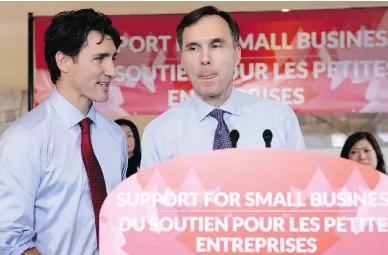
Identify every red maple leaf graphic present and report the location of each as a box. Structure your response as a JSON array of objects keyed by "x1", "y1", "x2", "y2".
[{"x1": 303, "y1": 77, "x2": 370, "y2": 113}]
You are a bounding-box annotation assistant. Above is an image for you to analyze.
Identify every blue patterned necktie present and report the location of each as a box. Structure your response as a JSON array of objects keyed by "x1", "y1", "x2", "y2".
[{"x1": 209, "y1": 108, "x2": 232, "y2": 150}]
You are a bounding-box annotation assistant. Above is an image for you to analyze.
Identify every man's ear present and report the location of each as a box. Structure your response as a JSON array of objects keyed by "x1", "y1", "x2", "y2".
[
  {"x1": 235, "y1": 45, "x2": 241, "y2": 66},
  {"x1": 55, "y1": 52, "x2": 72, "y2": 73}
]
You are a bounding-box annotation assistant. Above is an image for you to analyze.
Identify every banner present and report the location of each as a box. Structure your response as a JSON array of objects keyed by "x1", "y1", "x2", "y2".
[
  {"x1": 34, "y1": 8, "x2": 388, "y2": 116},
  {"x1": 100, "y1": 148, "x2": 388, "y2": 254}
]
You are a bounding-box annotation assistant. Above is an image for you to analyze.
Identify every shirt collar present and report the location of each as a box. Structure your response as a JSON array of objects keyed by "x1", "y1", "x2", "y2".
[
  {"x1": 191, "y1": 87, "x2": 242, "y2": 122},
  {"x1": 48, "y1": 87, "x2": 97, "y2": 129}
]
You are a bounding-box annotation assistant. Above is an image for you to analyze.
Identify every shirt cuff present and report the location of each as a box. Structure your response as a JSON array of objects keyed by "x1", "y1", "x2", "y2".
[{"x1": 9, "y1": 240, "x2": 36, "y2": 255}]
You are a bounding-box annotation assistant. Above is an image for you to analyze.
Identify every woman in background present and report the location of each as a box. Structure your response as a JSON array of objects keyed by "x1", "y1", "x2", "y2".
[
  {"x1": 340, "y1": 131, "x2": 386, "y2": 174},
  {"x1": 115, "y1": 119, "x2": 141, "y2": 178}
]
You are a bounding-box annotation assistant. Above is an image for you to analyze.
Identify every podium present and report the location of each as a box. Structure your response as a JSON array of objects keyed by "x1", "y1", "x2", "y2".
[{"x1": 100, "y1": 148, "x2": 388, "y2": 254}]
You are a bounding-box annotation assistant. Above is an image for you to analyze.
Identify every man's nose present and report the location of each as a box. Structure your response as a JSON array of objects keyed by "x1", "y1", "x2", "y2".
[
  {"x1": 104, "y1": 60, "x2": 117, "y2": 78},
  {"x1": 200, "y1": 48, "x2": 211, "y2": 66}
]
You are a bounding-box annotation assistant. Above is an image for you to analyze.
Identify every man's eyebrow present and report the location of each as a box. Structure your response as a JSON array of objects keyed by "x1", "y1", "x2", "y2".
[
  {"x1": 184, "y1": 38, "x2": 226, "y2": 49},
  {"x1": 210, "y1": 38, "x2": 226, "y2": 44},
  {"x1": 93, "y1": 52, "x2": 117, "y2": 58}
]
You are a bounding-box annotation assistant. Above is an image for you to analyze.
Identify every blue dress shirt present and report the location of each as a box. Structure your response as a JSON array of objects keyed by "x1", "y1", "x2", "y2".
[
  {"x1": 0, "y1": 88, "x2": 128, "y2": 255},
  {"x1": 140, "y1": 88, "x2": 306, "y2": 170}
]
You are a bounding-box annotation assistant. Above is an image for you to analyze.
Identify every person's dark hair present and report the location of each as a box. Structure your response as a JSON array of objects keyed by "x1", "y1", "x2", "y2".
[
  {"x1": 176, "y1": 6, "x2": 240, "y2": 50},
  {"x1": 115, "y1": 118, "x2": 141, "y2": 178},
  {"x1": 44, "y1": 8, "x2": 122, "y2": 84},
  {"x1": 340, "y1": 132, "x2": 386, "y2": 174}
]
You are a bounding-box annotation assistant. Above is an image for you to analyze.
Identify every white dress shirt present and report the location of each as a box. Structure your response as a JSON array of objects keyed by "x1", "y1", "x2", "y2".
[
  {"x1": 0, "y1": 88, "x2": 128, "y2": 255},
  {"x1": 140, "y1": 88, "x2": 306, "y2": 170}
]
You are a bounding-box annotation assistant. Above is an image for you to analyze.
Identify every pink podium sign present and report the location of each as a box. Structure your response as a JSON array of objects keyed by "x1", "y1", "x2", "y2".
[{"x1": 100, "y1": 148, "x2": 388, "y2": 254}]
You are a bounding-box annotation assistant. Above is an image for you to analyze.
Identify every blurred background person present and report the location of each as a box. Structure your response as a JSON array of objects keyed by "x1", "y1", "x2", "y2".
[
  {"x1": 115, "y1": 118, "x2": 141, "y2": 177},
  {"x1": 340, "y1": 131, "x2": 386, "y2": 174}
]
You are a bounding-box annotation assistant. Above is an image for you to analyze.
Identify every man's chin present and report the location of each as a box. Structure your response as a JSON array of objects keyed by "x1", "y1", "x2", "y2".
[
  {"x1": 91, "y1": 93, "x2": 110, "y2": 103},
  {"x1": 202, "y1": 91, "x2": 221, "y2": 99}
]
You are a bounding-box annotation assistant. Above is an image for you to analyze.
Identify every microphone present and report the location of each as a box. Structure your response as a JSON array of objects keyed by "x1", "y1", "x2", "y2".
[
  {"x1": 262, "y1": 129, "x2": 273, "y2": 148},
  {"x1": 229, "y1": 129, "x2": 240, "y2": 148}
]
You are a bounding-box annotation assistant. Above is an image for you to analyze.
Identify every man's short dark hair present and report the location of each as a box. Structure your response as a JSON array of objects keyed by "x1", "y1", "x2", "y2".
[
  {"x1": 44, "y1": 8, "x2": 122, "y2": 84},
  {"x1": 176, "y1": 6, "x2": 240, "y2": 51}
]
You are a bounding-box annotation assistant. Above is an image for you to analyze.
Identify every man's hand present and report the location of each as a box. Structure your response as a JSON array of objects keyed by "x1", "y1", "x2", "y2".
[{"x1": 24, "y1": 248, "x2": 41, "y2": 255}]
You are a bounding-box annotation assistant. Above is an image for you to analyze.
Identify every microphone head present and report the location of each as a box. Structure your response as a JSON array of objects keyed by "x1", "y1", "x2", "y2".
[
  {"x1": 262, "y1": 129, "x2": 273, "y2": 142},
  {"x1": 229, "y1": 129, "x2": 240, "y2": 140}
]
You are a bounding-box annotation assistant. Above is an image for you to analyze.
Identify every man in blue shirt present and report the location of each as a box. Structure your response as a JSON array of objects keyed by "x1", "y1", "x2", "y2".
[
  {"x1": 0, "y1": 9, "x2": 128, "y2": 255},
  {"x1": 140, "y1": 6, "x2": 306, "y2": 170}
]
